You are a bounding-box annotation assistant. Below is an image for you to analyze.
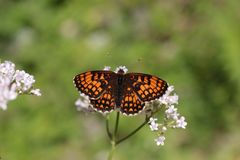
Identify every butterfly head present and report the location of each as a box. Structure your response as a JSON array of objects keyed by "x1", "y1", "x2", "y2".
[
  {"x1": 115, "y1": 66, "x2": 128, "y2": 74},
  {"x1": 117, "y1": 69, "x2": 125, "y2": 74}
]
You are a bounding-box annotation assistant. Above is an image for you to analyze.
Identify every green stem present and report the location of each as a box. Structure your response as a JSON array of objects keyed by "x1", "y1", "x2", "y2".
[
  {"x1": 116, "y1": 116, "x2": 150, "y2": 145},
  {"x1": 106, "y1": 115, "x2": 112, "y2": 140},
  {"x1": 114, "y1": 111, "x2": 120, "y2": 137},
  {"x1": 107, "y1": 112, "x2": 120, "y2": 160},
  {"x1": 107, "y1": 140, "x2": 116, "y2": 160}
]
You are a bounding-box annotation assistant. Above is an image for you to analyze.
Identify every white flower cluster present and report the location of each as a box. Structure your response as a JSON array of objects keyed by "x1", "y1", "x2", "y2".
[
  {"x1": 0, "y1": 60, "x2": 41, "y2": 110},
  {"x1": 148, "y1": 85, "x2": 187, "y2": 146},
  {"x1": 75, "y1": 93, "x2": 94, "y2": 113}
]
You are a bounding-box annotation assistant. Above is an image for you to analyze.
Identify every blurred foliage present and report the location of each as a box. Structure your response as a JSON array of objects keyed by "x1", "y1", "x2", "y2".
[{"x1": 0, "y1": 0, "x2": 240, "y2": 159}]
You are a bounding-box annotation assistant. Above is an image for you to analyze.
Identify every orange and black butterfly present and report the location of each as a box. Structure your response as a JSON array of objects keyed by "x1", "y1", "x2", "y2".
[{"x1": 73, "y1": 69, "x2": 168, "y2": 116}]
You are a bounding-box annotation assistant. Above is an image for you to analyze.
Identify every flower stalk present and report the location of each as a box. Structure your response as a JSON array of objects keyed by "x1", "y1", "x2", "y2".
[
  {"x1": 107, "y1": 140, "x2": 116, "y2": 160},
  {"x1": 116, "y1": 116, "x2": 150, "y2": 145},
  {"x1": 106, "y1": 115, "x2": 112, "y2": 140}
]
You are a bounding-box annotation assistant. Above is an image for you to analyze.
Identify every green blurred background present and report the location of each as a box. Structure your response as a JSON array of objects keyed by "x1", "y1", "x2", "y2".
[{"x1": 0, "y1": 0, "x2": 240, "y2": 159}]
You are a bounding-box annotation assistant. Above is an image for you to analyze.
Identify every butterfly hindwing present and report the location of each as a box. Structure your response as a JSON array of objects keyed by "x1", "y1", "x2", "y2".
[
  {"x1": 120, "y1": 87, "x2": 145, "y2": 115},
  {"x1": 125, "y1": 73, "x2": 168, "y2": 102},
  {"x1": 74, "y1": 71, "x2": 115, "y2": 99},
  {"x1": 90, "y1": 89, "x2": 116, "y2": 113}
]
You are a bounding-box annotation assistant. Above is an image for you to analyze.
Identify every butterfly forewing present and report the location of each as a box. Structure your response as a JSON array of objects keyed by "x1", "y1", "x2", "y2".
[
  {"x1": 74, "y1": 71, "x2": 114, "y2": 99},
  {"x1": 125, "y1": 73, "x2": 168, "y2": 102}
]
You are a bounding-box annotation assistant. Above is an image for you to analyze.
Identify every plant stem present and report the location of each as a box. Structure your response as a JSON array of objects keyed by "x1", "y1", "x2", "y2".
[
  {"x1": 106, "y1": 115, "x2": 112, "y2": 140},
  {"x1": 107, "y1": 114, "x2": 151, "y2": 159},
  {"x1": 107, "y1": 112, "x2": 119, "y2": 160},
  {"x1": 107, "y1": 140, "x2": 116, "y2": 160},
  {"x1": 114, "y1": 111, "x2": 120, "y2": 137},
  {"x1": 116, "y1": 116, "x2": 150, "y2": 145}
]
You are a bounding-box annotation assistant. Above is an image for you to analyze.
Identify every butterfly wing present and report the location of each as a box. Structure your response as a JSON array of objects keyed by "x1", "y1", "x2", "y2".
[
  {"x1": 74, "y1": 70, "x2": 116, "y2": 113},
  {"x1": 125, "y1": 73, "x2": 168, "y2": 102},
  {"x1": 90, "y1": 89, "x2": 116, "y2": 113},
  {"x1": 120, "y1": 87, "x2": 145, "y2": 115},
  {"x1": 74, "y1": 70, "x2": 114, "y2": 99}
]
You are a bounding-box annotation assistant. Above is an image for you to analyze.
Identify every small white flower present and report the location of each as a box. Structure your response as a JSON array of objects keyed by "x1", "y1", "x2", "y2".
[
  {"x1": 115, "y1": 66, "x2": 128, "y2": 74},
  {"x1": 14, "y1": 70, "x2": 35, "y2": 92},
  {"x1": 176, "y1": 116, "x2": 187, "y2": 129},
  {"x1": 0, "y1": 61, "x2": 15, "y2": 78},
  {"x1": 167, "y1": 93, "x2": 179, "y2": 104},
  {"x1": 75, "y1": 94, "x2": 94, "y2": 113},
  {"x1": 103, "y1": 66, "x2": 111, "y2": 71},
  {"x1": 30, "y1": 89, "x2": 41, "y2": 96},
  {"x1": 0, "y1": 84, "x2": 17, "y2": 110},
  {"x1": 161, "y1": 126, "x2": 167, "y2": 132},
  {"x1": 159, "y1": 86, "x2": 178, "y2": 106},
  {"x1": 149, "y1": 117, "x2": 157, "y2": 123},
  {"x1": 165, "y1": 105, "x2": 179, "y2": 120},
  {"x1": 167, "y1": 86, "x2": 174, "y2": 93},
  {"x1": 155, "y1": 136, "x2": 165, "y2": 146},
  {"x1": 149, "y1": 117, "x2": 159, "y2": 131},
  {"x1": 0, "y1": 100, "x2": 7, "y2": 110},
  {"x1": 150, "y1": 123, "x2": 159, "y2": 131}
]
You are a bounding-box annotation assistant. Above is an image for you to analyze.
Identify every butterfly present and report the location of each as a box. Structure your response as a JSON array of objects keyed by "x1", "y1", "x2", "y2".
[{"x1": 73, "y1": 68, "x2": 168, "y2": 116}]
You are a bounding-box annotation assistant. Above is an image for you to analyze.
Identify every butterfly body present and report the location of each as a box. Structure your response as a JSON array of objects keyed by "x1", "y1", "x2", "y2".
[{"x1": 74, "y1": 69, "x2": 168, "y2": 116}]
